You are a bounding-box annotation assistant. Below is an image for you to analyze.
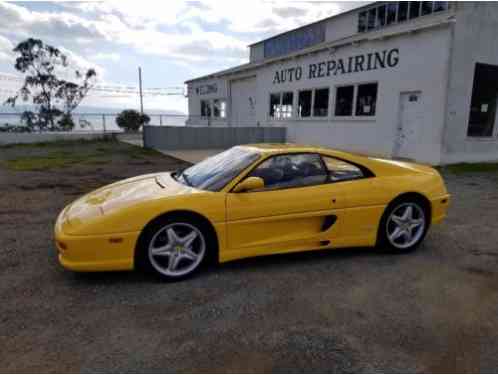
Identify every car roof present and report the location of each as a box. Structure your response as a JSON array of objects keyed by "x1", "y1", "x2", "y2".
[
  {"x1": 240, "y1": 143, "x2": 360, "y2": 159},
  {"x1": 238, "y1": 143, "x2": 435, "y2": 177}
]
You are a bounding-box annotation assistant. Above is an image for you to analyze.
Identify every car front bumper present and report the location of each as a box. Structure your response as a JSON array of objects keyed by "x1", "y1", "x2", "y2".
[
  {"x1": 431, "y1": 194, "x2": 451, "y2": 224},
  {"x1": 54, "y1": 208, "x2": 138, "y2": 272}
]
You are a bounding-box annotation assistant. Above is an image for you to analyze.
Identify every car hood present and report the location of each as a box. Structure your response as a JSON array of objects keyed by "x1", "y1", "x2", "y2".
[{"x1": 60, "y1": 172, "x2": 197, "y2": 235}]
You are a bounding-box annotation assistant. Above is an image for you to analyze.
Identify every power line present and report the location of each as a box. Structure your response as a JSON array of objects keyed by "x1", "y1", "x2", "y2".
[{"x1": 0, "y1": 73, "x2": 184, "y2": 93}]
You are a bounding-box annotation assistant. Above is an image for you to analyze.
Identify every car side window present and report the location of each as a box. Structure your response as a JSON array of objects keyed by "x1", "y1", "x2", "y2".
[
  {"x1": 249, "y1": 153, "x2": 327, "y2": 191},
  {"x1": 322, "y1": 156, "x2": 364, "y2": 182}
]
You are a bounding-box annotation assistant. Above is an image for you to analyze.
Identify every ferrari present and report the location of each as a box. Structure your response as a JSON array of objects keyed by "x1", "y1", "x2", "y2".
[{"x1": 54, "y1": 144, "x2": 450, "y2": 281}]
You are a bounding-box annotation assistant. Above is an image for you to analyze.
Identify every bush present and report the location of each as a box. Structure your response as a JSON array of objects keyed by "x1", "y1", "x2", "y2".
[
  {"x1": 116, "y1": 109, "x2": 150, "y2": 132},
  {"x1": 57, "y1": 114, "x2": 75, "y2": 131}
]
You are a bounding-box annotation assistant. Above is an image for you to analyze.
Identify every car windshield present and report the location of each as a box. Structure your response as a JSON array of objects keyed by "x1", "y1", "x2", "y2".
[{"x1": 176, "y1": 147, "x2": 261, "y2": 191}]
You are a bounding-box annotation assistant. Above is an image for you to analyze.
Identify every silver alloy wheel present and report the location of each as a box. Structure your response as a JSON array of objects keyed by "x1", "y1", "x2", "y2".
[
  {"x1": 386, "y1": 202, "x2": 426, "y2": 249},
  {"x1": 148, "y1": 222, "x2": 206, "y2": 277}
]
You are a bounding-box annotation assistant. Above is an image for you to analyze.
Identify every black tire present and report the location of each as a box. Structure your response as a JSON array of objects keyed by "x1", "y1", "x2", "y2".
[
  {"x1": 377, "y1": 197, "x2": 430, "y2": 252},
  {"x1": 136, "y1": 215, "x2": 211, "y2": 281}
]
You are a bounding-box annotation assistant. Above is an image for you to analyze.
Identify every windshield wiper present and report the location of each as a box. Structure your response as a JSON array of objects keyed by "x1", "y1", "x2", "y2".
[
  {"x1": 175, "y1": 168, "x2": 192, "y2": 187},
  {"x1": 181, "y1": 172, "x2": 192, "y2": 187}
]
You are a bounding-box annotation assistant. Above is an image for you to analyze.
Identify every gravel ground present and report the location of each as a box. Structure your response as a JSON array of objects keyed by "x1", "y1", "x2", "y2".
[{"x1": 1, "y1": 141, "x2": 498, "y2": 373}]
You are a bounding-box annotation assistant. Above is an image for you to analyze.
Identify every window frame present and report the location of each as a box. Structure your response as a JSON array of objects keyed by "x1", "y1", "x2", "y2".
[
  {"x1": 334, "y1": 84, "x2": 356, "y2": 118},
  {"x1": 358, "y1": 2, "x2": 450, "y2": 34},
  {"x1": 281, "y1": 91, "x2": 295, "y2": 119},
  {"x1": 386, "y1": 2, "x2": 398, "y2": 25},
  {"x1": 332, "y1": 82, "x2": 378, "y2": 120},
  {"x1": 376, "y1": 4, "x2": 387, "y2": 28},
  {"x1": 230, "y1": 152, "x2": 375, "y2": 193},
  {"x1": 200, "y1": 99, "x2": 212, "y2": 118},
  {"x1": 213, "y1": 98, "x2": 227, "y2": 119},
  {"x1": 367, "y1": 7, "x2": 377, "y2": 31},
  {"x1": 269, "y1": 91, "x2": 295, "y2": 120},
  {"x1": 358, "y1": 10, "x2": 367, "y2": 32},
  {"x1": 269, "y1": 92, "x2": 282, "y2": 119},
  {"x1": 408, "y1": 1, "x2": 421, "y2": 19},
  {"x1": 312, "y1": 87, "x2": 331, "y2": 118},
  {"x1": 297, "y1": 89, "x2": 313, "y2": 119},
  {"x1": 296, "y1": 87, "x2": 332, "y2": 120},
  {"x1": 355, "y1": 82, "x2": 378, "y2": 117}
]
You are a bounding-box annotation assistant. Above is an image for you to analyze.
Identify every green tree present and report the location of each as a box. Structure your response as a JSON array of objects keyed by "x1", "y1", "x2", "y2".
[
  {"x1": 5, "y1": 38, "x2": 96, "y2": 131},
  {"x1": 116, "y1": 109, "x2": 150, "y2": 132}
]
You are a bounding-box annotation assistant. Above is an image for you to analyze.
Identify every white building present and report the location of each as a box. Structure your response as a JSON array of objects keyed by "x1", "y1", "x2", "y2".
[{"x1": 185, "y1": 2, "x2": 498, "y2": 165}]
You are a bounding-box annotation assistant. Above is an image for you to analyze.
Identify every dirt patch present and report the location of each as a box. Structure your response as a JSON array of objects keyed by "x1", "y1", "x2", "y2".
[
  {"x1": 1, "y1": 141, "x2": 498, "y2": 372},
  {"x1": 16, "y1": 182, "x2": 75, "y2": 190}
]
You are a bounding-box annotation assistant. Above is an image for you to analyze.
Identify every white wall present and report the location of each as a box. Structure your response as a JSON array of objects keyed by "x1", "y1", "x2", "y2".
[
  {"x1": 441, "y1": 2, "x2": 498, "y2": 164},
  {"x1": 253, "y1": 25, "x2": 452, "y2": 165},
  {"x1": 186, "y1": 78, "x2": 228, "y2": 127}
]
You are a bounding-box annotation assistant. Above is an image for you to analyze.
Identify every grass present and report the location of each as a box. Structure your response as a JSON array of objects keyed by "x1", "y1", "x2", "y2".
[
  {"x1": 0, "y1": 137, "x2": 115, "y2": 150},
  {"x1": 0, "y1": 139, "x2": 163, "y2": 171},
  {"x1": 2, "y1": 150, "x2": 109, "y2": 171},
  {"x1": 443, "y1": 162, "x2": 498, "y2": 174}
]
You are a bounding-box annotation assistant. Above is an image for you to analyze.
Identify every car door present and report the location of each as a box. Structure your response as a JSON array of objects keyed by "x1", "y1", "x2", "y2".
[
  {"x1": 225, "y1": 153, "x2": 350, "y2": 258},
  {"x1": 320, "y1": 155, "x2": 381, "y2": 247}
]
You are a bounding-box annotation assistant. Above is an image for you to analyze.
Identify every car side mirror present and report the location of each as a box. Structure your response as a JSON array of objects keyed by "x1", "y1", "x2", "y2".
[{"x1": 233, "y1": 176, "x2": 265, "y2": 193}]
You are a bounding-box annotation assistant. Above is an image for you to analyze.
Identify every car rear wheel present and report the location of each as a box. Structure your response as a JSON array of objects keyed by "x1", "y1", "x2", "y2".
[
  {"x1": 140, "y1": 219, "x2": 207, "y2": 281},
  {"x1": 378, "y1": 200, "x2": 428, "y2": 252}
]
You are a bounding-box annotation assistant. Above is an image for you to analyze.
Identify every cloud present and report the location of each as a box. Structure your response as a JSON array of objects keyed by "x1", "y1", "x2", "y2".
[
  {"x1": 0, "y1": 1, "x2": 365, "y2": 67},
  {"x1": 0, "y1": 1, "x2": 367, "y2": 112},
  {"x1": 92, "y1": 52, "x2": 120, "y2": 63},
  {"x1": 272, "y1": 6, "x2": 307, "y2": 19},
  {"x1": 58, "y1": 47, "x2": 106, "y2": 80},
  {"x1": 0, "y1": 2, "x2": 104, "y2": 42},
  {"x1": 0, "y1": 35, "x2": 13, "y2": 61},
  {"x1": 62, "y1": 1, "x2": 361, "y2": 53}
]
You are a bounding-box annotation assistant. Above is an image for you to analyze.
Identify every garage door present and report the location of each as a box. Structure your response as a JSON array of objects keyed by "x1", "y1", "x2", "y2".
[{"x1": 230, "y1": 77, "x2": 256, "y2": 127}]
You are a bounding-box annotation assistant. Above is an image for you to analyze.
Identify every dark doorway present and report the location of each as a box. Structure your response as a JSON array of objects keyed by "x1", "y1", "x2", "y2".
[{"x1": 467, "y1": 63, "x2": 498, "y2": 137}]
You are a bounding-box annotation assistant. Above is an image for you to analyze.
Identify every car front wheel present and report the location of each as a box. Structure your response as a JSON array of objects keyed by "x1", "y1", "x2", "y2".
[{"x1": 141, "y1": 219, "x2": 207, "y2": 281}]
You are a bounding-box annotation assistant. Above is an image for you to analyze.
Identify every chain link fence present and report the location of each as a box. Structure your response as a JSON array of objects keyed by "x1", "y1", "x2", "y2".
[{"x1": 0, "y1": 113, "x2": 187, "y2": 133}]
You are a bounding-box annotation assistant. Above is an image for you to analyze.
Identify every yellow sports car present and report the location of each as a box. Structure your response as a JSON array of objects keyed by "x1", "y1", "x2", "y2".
[{"x1": 55, "y1": 144, "x2": 450, "y2": 281}]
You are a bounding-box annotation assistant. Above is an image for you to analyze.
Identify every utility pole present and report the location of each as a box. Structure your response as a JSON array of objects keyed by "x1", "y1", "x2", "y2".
[{"x1": 138, "y1": 66, "x2": 144, "y2": 115}]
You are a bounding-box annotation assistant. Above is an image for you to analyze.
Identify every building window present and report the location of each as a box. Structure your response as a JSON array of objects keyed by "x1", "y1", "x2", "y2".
[
  {"x1": 358, "y1": 2, "x2": 449, "y2": 34},
  {"x1": 356, "y1": 83, "x2": 378, "y2": 116},
  {"x1": 335, "y1": 86, "x2": 355, "y2": 116},
  {"x1": 264, "y1": 22, "x2": 325, "y2": 59},
  {"x1": 398, "y1": 2, "x2": 409, "y2": 22},
  {"x1": 409, "y1": 1, "x2": 421, "y2": 19},
  {"x1": 298, "y1": 90, "x2": 312, "y2": 117},
  {"x1": 358, "y1": 11, "x2": 367, "y2": 32},
  {"x1": 201, "y1": 100, "x2": 211, "y2": 117},
  {"x1": 281, "y1": 92, "x2": 294, "y2": 118},
  {"x1": 377, "y1": 4, "x2": 387, "y2": 27},
  {"x1": 269, "y1": 93, "x2": 280, "y2": 118},
  {"x1": 421, "y1": 1, "x2": 433, "y2": 15},
  {"x1": 387, "y1": 3, "x2": 397, "y2": 24},
  {"x1": 433, "y1": 2, "x2": 448, "y2": 12},
  {"x1": 367, "y1": 7, "x2": 377, "y2": 30},
  {"x1": 467, "y1": 63, "x2": 498, "y2": 137},
  {"x1": 313, "y1": 88, "x2": 330, "y2": 117},
  {"x1": 334, "y1": 83, "x2": 378, "y2": 117},
  {"x1": 213, "y1": 99, "x2": 226, "y2": 118},
  {"x1": 269, "y1": 92, "x2": 293, "y2": 119}
]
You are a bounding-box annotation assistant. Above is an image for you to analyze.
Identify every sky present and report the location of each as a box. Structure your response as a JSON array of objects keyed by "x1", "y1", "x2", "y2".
[{"x1": 0, "y1": 0, "x2": 366, "y2": 114}]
